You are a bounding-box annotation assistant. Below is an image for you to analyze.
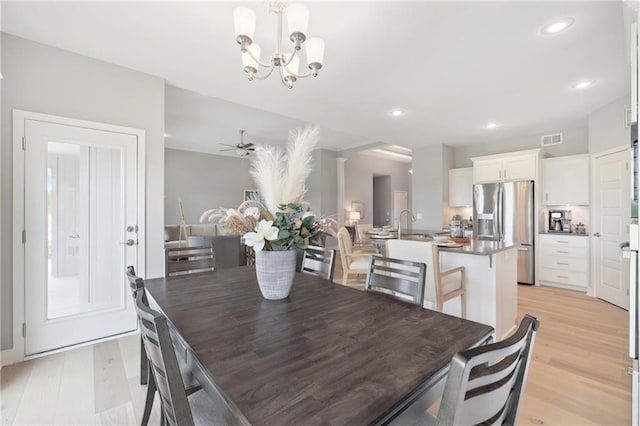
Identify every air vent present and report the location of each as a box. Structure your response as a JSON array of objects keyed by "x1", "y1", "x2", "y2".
[{"x1": 541, "y1": 132, "x2": 563, "y2": 147}]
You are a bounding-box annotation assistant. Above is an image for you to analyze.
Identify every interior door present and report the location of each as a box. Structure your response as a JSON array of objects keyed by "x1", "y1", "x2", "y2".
[
  {"x1": 592, "y1": 148, "x2": 630, "y2": 309},
  {"x1": 24, "y1": 119, "x2": 139, "y2": 355}
]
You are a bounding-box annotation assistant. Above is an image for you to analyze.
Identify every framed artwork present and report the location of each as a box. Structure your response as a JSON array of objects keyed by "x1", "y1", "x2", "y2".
[
  {"x1": 351, "y1": 202, "x2": 364, "y2": 220},
  {"x1": 244, "y1": 189, "x2": 260, "y2": 201}
]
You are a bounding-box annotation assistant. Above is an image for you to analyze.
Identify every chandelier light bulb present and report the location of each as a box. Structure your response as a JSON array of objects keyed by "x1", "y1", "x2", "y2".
[
  {"x1": 306, "y1": 37, "x2": 325, "y2": 69},
  {"x1": 283, "y1": 55, "x2": 300, "y2": 78},
  {"x1": 242, "y1": 43, "x2": 261, "y2": 70},
  {"x1": 233, "y1": 6, "x2": 257, "y2": 41},
  {"x1": 286, "y1": 4, "x2": 309, "y2": 42}
]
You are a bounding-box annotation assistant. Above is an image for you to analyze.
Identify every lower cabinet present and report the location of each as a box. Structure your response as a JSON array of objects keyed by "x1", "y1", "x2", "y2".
[{"x1": 539, "y1": 234, "x2": 589, "y2": 291}]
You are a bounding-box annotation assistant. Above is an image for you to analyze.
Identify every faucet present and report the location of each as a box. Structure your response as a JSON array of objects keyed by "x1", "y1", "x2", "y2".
[{"x1": 398, "y1": 209, "x2": 415, "y2": 240}]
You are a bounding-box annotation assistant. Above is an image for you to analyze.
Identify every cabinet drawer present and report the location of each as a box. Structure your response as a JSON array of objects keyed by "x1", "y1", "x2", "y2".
[
  {"x1": 539, "y1": 235, "x2": 588, "y2": 248},
  {"x1": 539, "y1": 244, "x2": 588, "y2": 258},
  {"x1": 541, "y1": 255, "x2": 588, "y2": 271},
  {"x1": 540, "y1": 268, "x2": 588, "y2": 287}
]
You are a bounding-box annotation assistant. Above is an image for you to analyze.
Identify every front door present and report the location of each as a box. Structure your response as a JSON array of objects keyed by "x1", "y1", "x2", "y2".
[
  {"x1": 24, "y1": 119, "x2": 139, "y2": 355},
  {"x1": 592, "y1": 148, "x2": 630, "y2": 309}
]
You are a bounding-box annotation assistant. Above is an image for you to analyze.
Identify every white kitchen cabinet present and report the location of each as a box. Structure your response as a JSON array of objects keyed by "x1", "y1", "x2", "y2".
[
  {"x1": 542, "y1": 154, "x2": 589, "y2": 205},
  {"x1": 471, "y1": 150, "x2": 539, "y2": 183},
  {"x1": 539, "y1": 233, "x2": 589, "y2": 291},
  {"x1": 629, "y1": 22, "x2": 638, "y2": 126},
  {"x1": 448, "y1": 167, "x2": 473, "y2": 207}
]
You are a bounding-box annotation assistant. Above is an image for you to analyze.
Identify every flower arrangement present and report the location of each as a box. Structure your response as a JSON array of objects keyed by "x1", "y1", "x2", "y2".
[{"x1": 200, "y1": 125, "x2": 337, "y2": 251}]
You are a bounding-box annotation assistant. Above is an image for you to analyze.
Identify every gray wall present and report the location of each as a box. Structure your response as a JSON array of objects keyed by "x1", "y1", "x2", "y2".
[
  {"x1": 344, "y1": 154, "x2": 411, "y2": 225},
  {"x1": 588, "y1": 95, "x2": 630, "y2": 153},
  {"x1": 411, "y1": 145, "x2": 455, "y2": 230},
  {"x1": 166, "y1": 148, "x2": 338, "y2": 225},
  {"x1": 164, "y1": 148, "x2": 254, "y2": 224},
  {"x1": 453, "y1": 125, "x2": 589, "y2": 167},
  {"x1": 307, "y1": 149, "x2": 338, "y2": 218},
  {"x1": 1, "y1": 34, "x2": 165, "y2": 350}
]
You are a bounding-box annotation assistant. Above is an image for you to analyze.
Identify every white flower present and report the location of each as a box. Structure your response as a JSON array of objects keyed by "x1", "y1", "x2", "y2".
[
  {"x1": 243, "y1": 219, "x2": 279, "y2": 252},
  {"x1": 302, "y1": 211, "x2": 315, "y2": 219},
  {"x1": 243, "y1": 206, "x2": 260, "y2": 219}
]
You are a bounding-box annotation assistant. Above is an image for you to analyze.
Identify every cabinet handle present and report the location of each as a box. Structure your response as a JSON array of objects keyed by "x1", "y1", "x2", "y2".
[
  {"x1": 557, "y1": 262, "x2": 569, "y2": 266},
  {"x1": 557, "y1": 250, "x2": 569, "y2": 254},
  {"x1": 504, "y1": 170, "x2": 507, "y2": 179},
  {"x1": 557, "y1": 275, "x2": 569, "y2": 279},
  {"x1": 499, "y1": 170, "x2": 502, "y2": 179},
  {"x1": 557, "y1": 241, "x2": 569, "y2": 243},
  {"x1": 545, "y1": 192, "x2": 548, "y2": 201}
]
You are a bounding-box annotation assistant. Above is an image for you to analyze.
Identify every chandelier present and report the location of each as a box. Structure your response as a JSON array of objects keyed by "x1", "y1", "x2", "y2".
[{"x1": 233, "y1": 1, "x2": 325, "y2": 89}]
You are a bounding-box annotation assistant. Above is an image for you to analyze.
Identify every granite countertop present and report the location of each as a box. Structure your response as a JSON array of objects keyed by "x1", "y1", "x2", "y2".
[
  {"x1": 394, "y1": 229, "x2": 518, "y2": 256},
  {"x1": 437, "y1": 240, "x2": 518, "y2": 256}
]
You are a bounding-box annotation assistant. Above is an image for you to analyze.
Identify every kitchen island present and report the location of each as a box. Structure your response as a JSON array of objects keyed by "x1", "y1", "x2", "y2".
[
  {"x1": 391, "y1": 232, "x2": 518, "y2": 339},
  {"x1": 438, "y1": 240, "x2": 518, "y2": 339}
]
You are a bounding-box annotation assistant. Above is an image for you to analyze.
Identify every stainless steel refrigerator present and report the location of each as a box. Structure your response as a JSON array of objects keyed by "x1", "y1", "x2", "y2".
[
  {"x1": 627, "y1": 123, "x2": 639, "y2": 426},
  {"x1": 472, "y1": 180, "x2": 535, "y2": 285}
]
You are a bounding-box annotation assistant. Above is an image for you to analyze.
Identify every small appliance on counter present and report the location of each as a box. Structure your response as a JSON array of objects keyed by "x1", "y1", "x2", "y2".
[
  {"x1": 548, "y1": 210, "x2": 572, "y2": 233},
  {"x1": 574, "y1": 222, "x2": 586, "y2": 235}
]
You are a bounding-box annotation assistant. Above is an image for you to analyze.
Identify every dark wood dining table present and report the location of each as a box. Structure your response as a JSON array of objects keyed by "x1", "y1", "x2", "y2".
[{"x1": 143, "y1": 266, "x2": 493, "y2": 425}]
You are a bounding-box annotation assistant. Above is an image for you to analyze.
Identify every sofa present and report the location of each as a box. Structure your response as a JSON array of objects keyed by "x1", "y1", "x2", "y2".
[{"x1": 164, "y1": 223, "x2": 235, "y2": 249}]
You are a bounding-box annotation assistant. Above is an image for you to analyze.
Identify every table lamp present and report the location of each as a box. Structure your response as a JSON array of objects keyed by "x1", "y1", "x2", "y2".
[{"x1": 350, "y1": 211, "x2": 361, "y2": 225}]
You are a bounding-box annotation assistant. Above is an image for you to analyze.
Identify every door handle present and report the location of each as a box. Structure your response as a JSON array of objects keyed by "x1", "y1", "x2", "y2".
[
  {"x1": 593, "y1": 232, "x2": 601, "y2": 237},
  {"x1": 120, "y1": 239, "x2": 136, "y2": 246}
]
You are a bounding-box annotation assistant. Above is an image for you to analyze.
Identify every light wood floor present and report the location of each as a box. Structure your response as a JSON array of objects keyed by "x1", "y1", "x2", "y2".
[{"x1": 1, "y1": 281, "x2": 632, "y2": 425}]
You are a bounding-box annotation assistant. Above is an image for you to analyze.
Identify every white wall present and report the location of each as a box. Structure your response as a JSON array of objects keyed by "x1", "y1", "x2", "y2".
[
  {"x1": 307, "y1": 149, "x2": 338, "y2": 218},
  {"x1": 588, "y1": 95, "x2": 630, "y2": 153},
  {"x1": 344, "y1": 153, "x2": 411, "y2": 226},
  {"x1": 454, "y1": 126, "x2": 589, "y2": 167},
  {"x1": 1, "y1": 34, "x2": 165, "y2": 350}
]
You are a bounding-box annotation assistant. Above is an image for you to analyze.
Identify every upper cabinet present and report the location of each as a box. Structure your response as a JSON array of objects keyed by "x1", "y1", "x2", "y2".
[
  {"x1": 448, "y1": 167, "x2": 473, "y2": 207},
  {"x1": 542, "y1": 154, "x2": 590, "y2": 206},
  {"x1": 630, "y1": 22, "x2": 638, "y2": 125},
  {"x1": 471, "y1": 150, "x2": 540, "y2": 183}
]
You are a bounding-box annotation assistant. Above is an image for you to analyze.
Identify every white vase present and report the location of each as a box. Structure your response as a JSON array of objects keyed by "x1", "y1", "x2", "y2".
[{"x1": 254, "y1": 249, "x2": 297, "y2": 300}]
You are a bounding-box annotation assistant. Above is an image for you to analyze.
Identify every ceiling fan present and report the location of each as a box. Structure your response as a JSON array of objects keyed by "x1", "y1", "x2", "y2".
[{"x1": 219, "y1": 130, "x2": 255, "y2": 157}]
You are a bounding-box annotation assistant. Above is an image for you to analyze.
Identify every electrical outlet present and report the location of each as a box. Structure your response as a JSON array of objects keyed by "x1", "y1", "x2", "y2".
[{"x1": 416, "y1": 213, "x2": 423, "y2": 220}]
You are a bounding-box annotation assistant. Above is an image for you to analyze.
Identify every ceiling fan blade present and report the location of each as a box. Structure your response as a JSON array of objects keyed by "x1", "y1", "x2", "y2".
[
  {"x1": 219, "y1": 148, "x2": 236, "y2": 151},
  {"x1": 219, "y1": 143, "x2": 238, "y2": 148},
  {"x1": 243, "y1": 142, "x2": 255, "y2": 148}
]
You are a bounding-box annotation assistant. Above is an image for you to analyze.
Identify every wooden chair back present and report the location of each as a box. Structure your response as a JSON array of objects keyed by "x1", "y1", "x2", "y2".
[
  {"x1": 133, "y1": 286, "x2": 195, "y2": 426},
  {"x1": 355, "y1": 223, "x2": 374, "y2": 244},
  {"x1": 364, "y1": 256, "x2": 426, "y2": 306},
  {"x1": 301, "y1": 245, "x2": 336, "y2": 281},
  {"x1": 165, "y1": 245, "x2": 214, "y2": 276},
  {"x1": 436, "y1": 315, "x2": 540, "y2": 426},
  {"x1": 386, "y1": 239, "x2": 465, "y2": 315}
]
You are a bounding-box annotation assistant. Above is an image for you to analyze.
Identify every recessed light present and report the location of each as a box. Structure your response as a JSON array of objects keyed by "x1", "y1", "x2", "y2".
[
  {"x1": 573, "y1": 80, "x2": 595, "y2": 89},
  {"x1": 163, "y1": 132, "x2": 169, "y2": 138},
  {"x1": 541, "y1": 18, "x2": 574, "y2": 35},
  {"x1": 389, "y1": 108, "x2": 406, "y2": 118},
  {"x1": 486, "y1": 122, "x2": 498, "y2": 129}
]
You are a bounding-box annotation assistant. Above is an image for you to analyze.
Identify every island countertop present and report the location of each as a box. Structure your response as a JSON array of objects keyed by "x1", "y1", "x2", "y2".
[{"x1": 438, "y1": 240, "x2": 518, "y2": 256}]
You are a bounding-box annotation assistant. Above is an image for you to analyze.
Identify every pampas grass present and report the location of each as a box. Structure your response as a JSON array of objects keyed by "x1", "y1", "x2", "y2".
[{"x1": 250, "y1": 125, "x2": 320, "y2": 214}]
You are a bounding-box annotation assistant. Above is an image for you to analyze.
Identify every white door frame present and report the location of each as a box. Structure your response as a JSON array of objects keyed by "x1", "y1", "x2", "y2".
[
  {"x1": 590, "y1": 145, "x2": 628, "y2": 299},
  {"x1": 3, "y1": 110, "x2": 146, "y2": 366}
]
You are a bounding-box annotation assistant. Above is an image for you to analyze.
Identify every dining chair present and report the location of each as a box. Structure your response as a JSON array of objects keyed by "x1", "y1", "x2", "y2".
[
  {"x1": 355, "y1": 223, "x2": 375, "y2": 246},
  {"x1": 337, "y1": 227, "x2": 379, "y2": 284},
  {"x1": 364, "y1": 255, "x2": 426, "y2": 306},
  {"x1": 126, "y1": 266, "x2": 212, "y2": 426},
  {"x1": 386, "y1": 239, "x2": 466, "y2": 317},
  {"x1": 132, "y1": 284, "x2": 229, "y2": 426},
  {"x1": 165, "y1": 245, "x2": 215, "y2": 276},
  {"x1": 301, "y1": 245, "x2": 336, "y2": 281},
  {"x1": 426, "y1": 314, "x2": 540, "y2": 426}
]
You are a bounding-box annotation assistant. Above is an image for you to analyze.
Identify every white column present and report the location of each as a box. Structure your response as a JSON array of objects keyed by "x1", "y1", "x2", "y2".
[{"x1": 336, "y1": 157, "x2": 347, "y2": 228}]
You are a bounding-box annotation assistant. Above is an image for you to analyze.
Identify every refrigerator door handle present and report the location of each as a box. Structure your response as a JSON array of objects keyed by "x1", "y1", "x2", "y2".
[
  {"x1": 497, "y1": 188, "x2": 504, "y2": 241},
  {"x1": 630, "y1": 250, "x2": 638, "y2": 359}
]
